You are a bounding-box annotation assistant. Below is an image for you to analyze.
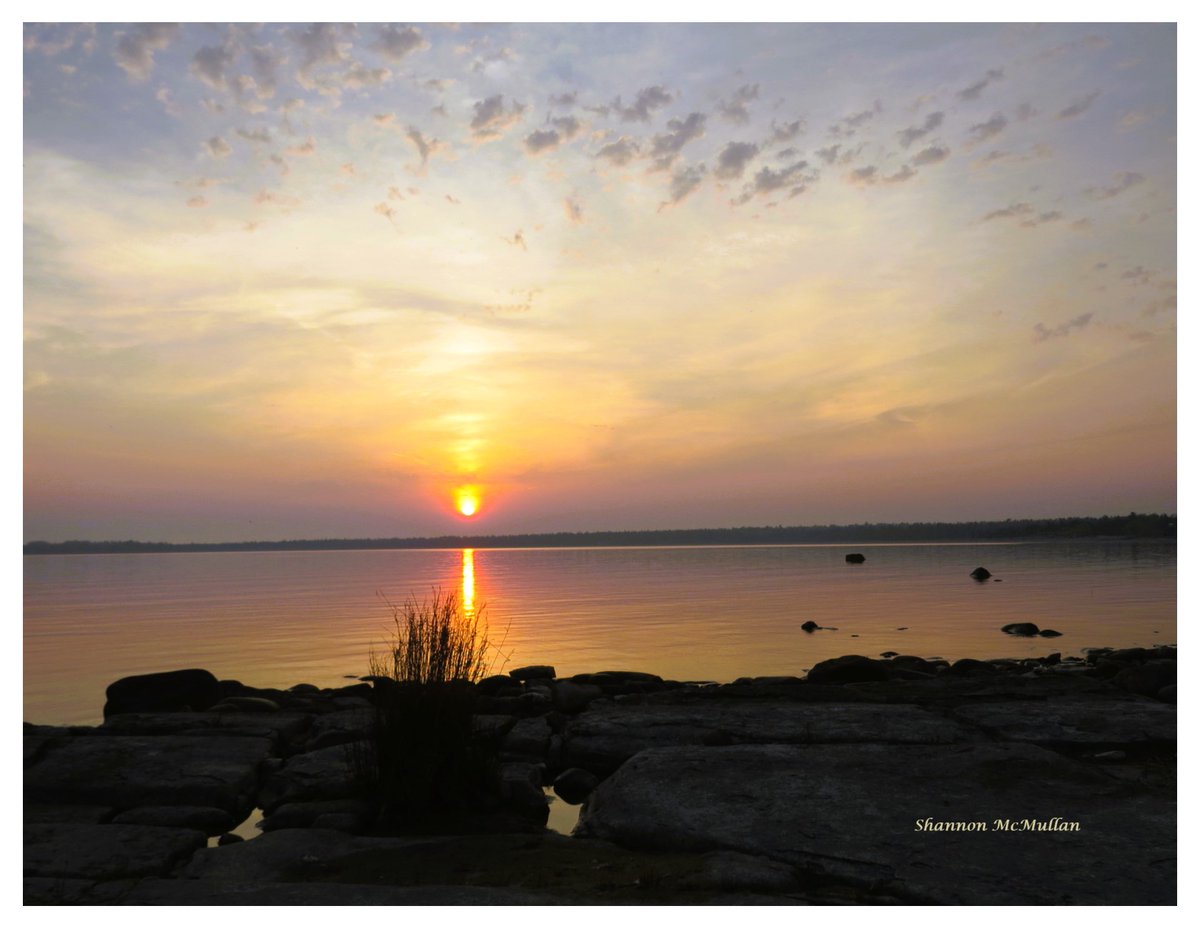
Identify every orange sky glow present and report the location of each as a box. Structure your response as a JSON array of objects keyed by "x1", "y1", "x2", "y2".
[{"x1": 22, "y1": 22, "x2": 1176, "y2": 542}]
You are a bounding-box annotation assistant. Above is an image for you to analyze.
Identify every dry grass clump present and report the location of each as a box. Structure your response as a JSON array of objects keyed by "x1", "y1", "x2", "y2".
[
  {"x1": 360, "y1": 589, "x2": 509, "y2": 832},
  {"x1": 368, "y1": 589, "x2": 497, "y2": 686}
]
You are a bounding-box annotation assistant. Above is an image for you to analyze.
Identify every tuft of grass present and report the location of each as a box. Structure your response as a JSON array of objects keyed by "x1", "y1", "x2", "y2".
[
  {"x1": 369, "y1": 589, "x2": 499, "y2": 686},
  {"x1": 359, "y1": 589, "x2": 510, "y2": 832}
]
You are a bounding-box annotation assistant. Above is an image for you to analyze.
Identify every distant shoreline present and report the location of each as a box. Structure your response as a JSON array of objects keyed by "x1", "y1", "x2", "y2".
[{"x1": 23, "y1": 514, "x2": 1176, "y2": 555}]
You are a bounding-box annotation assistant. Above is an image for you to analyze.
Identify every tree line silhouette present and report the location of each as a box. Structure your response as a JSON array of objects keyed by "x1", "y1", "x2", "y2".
[{"x1": 23, "y1": 513, "x2": 1175, "y2": 555}]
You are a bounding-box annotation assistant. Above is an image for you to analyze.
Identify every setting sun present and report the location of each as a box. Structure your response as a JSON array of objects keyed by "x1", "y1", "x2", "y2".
[{"x1": 455, "y1": 487, "x2": 481, "y2": 518}]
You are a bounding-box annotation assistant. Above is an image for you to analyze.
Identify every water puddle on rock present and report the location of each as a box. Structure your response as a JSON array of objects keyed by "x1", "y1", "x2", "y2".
[
  {"x1": 544, "y1": 788, "x2": 582, "y2": 835},
  {"x1": 207, "y1": 807, "x2": 264, "y2": 847}
]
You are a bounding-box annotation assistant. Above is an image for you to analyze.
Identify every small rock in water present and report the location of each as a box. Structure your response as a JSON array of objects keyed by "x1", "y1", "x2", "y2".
[
  {"x1": 880, "y1": 651, "x2": 899, "y2": 658},
  {"x1": 510, "y1": 665, "x2": 557, "y2": 681},
  {"x1": 845, "y1": 553, "x2": 866, "y2": 564},
  {"x1": 1039, "y1": 629, "x2": 1063, "y2": 638},
  {"x1": 1001, "y1": 622, "x2": 1040, "y2": 637},
  {"x1": 800, "y1": 620, "x2": 819, "y2": 633},
  {"x1": 897, "y1": 626, "x2": 909, "y2": 631},
  {"x1": 970, "y1": 567, "x2": 992, "y2": 581},
  {"x1": 217, "y1": 833, "x2": 244, "y2": 846}
]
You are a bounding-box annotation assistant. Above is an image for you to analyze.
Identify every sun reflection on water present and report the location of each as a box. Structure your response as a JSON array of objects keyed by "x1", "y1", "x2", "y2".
[{"x1": 462, "y1": 548, "x2": 475, "y2": 617}]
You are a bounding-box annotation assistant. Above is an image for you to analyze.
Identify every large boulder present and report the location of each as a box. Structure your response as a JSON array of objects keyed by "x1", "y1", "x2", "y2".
[
  {"x1": 805, "y1": 655, "x2": 890, "y2": 684},
  {"x1": 104, "y1": 669, "x2": 221, "y2": 717},
  {"x1": 576, "y1": 742, "x2": 1175, "y2": 904},
  {"x1": 24, "y1": 734, "x2": 272, "y2": 814}
]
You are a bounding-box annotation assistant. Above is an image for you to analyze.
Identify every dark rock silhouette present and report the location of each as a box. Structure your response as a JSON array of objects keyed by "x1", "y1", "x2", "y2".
[
  {"x1": 800, "y1": 620, "x2": 819, "y2": 633},
  {"x1": 1001, "y1": 623, "x2": 1040, "y2": 636},
  {"x1": 970, "y1": 567, "x2": 992, "y2": 581},
  {"x1": 104, "y1": 669, "x2": 221, "y2": 718},
  {"x1": 805, "y1": 655, "x2": 890, "y2": 684},
  {"x1": 845, "y1": 553, "x2": 866, "y2": 563}
]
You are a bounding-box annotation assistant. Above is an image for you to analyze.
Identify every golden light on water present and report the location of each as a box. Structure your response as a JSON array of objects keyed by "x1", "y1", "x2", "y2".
[
  {"x1": 461, "y1": 548, "x2": 475, "y2": 616},
  {"x1": 455, "y1": 486, "x2": 481, "y2": 518}
]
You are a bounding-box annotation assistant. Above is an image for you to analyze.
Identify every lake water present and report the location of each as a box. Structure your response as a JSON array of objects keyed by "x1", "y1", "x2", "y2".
[{"x1": 24, "y1": 541, "x2": 1176, "y2": 725}]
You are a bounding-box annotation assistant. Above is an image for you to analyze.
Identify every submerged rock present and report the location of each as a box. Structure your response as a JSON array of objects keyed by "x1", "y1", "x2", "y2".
[
  {"x1": 800, "y1": 621, "x2": 819, "y2": 633},
  {"x1": 969, "y1": 567, "x2": 992, "y2": 581},
  {"x1": 844, "y1": 553, "x2": 866, "y2": 564}
]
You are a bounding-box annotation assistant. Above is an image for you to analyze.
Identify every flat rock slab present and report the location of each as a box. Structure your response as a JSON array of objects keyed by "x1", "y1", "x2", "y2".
[
  {"x1": 97, "y1": 711, "x2": 311, "y2": 748},
  {"x1": 576, "y1": 743, "x2": 1175, "y2": 905},
  {"x1": 90, "y1": 880, "x2": 561, "y2": 905},
  {"x1": 24, "y1": 822, "x2": 206, "y2": 880},
  {"x1": 25, "y1": 734, "x2": 272, "y2": 813},
  {"x1": 179, "y1": 827, "x2": 384, "y2": 884},
  {"x1": 566, "y1": 701, "x2": 968, "y2": 772},
  {"x1": 954, "y1": 697, "x2": 1176, "y2": 746},
  {"x1": 259, "y1": 743, "x2": 363, "y2": 810}
]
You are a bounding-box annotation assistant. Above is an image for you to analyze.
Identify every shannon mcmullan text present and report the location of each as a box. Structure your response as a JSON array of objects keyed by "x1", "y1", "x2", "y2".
[{"x1": 914, "y1": 818, "x2": 1082, "y2": 832}]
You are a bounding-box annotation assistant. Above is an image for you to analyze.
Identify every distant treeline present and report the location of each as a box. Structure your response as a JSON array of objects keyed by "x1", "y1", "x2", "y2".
[{"x1": 23, "y1": 513, "x2": 1176, "y2": 555}]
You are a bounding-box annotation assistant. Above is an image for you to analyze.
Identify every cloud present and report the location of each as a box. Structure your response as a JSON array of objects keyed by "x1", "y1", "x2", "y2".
[
  {"x1": 957, "y1": 68, "x2": 1004, "y2": 101},
  {"x1": 191, "y1": 41, "x2": 235, "y2": 90},
  {"x1": 1057, "y1": 91, "x2": 1101, "y2": 120},
  {"x1": 718, "y1": 83, "x2": 760, "y2": 124},
  {"x1": 713, "y1": 141, "x2": 760, "y2": 180},
  {"x1": 470, "y1": 47, "x2": 515, "y2": 73},
  {"x1": 114, "y1": 23, "x2": 179, "y2": 82},
  {"x1": 236, "y1": 126, "x2": 272, "y2": 144},
  {"x1": 254, "y1": 188, "x2": 300, "y2": 209},
  {"x1": 883, "y1": 165, "x2": 917, "y2": 184},
  {"x1": 248, "y1": 44, "x2": 285, "y2": 99},
  {"x1": 374, "y1": 202, "x2": 399, "y2": 226},
  {"x1": 1018, "y1": 210, "x2": 1063, "y2": 228},
  {"x1": 659, "y1": 164, "x2": 706, "y2": 210},
  {"x1": 970, "y1": 144, "x2": 1053, "y2": 170},
  {"x1": 911, "y1": 144, "x2": 950, "y2": 166},
  {"x1": 469, "y1": 94, "x2": 527, "y2": 140},
  {"x1": 845, "y1": 166, "x2": 878, "y2": 187},
  {"x1": 614, "y1": 85, "x2": 673, "y2": 122},
  {"x1": 734, "y1": 159, "x2": 813, "y2": 204},
  {"x1": 186, "y1": 196, "x2": 208, "y2": 208},
  {"x1": 769, "y1": 118, "x2": 804, "y2": 143},
  {"x1": 549, "y1": 91, "x2": 578, "y2": 108},
  {"x1": 341, "y1": 62, "x2": 391, "y2": 89},
  {"x1": 286, "y1": 138, "x2": 315, "y2": 156},
  {"x1": 965, "y1": 113, "x2": 1008, "y2": 147},
  {"x1": 373, "y1": 24, "x2": 428, "y2": 61},
  {"x1": 405, "y1": 126, "x2": 445, "y2": 170},
  {"x1": 564, "y1": 198, "x2": 584, "y2": 224},
  {"x1": 1033, "y1": 313, "x2": 1093, "y2": 342},
  {"x1": 648, "y1": 112, "x2": 706, "y2": 170},
  {"x1": 981, "y1": 202, "x2": 1033, "y2": 222},
  {"x1": 204, "y1": 136, "x2": 232, "y2": 159},
  {"x1": 594, "y1": 136, "x2": 640, "y2": 166},
  {"x1": 291, "y1": 23, "x2": 354, "y2": 90},
  {"x1": 898, "y1": 111, "x2": 944, "y2": 148},
  {"x1": 24, "y1": 23, "x2": 96, "y2": 58},
  {"x1": 502, "y1": 231, "x2": 528, "y2": 251},
  {"x1": 1120, "y1": 266, "x2": 1153, "y2": 285},
  {"x1": 1085, "y1": 171, "x2": 1145, "y2": 200},
  {"x1": 522, "y1": 116, "x2": 582, "y2": 154},
  {"x1": 830, "y1": 100, "x2": 882, "y2": 137}
]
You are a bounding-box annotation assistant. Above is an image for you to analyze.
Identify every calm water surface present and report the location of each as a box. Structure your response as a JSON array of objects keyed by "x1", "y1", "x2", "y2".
[{"x1": 24, "y1": 541, "x2": 1176, "y2": 725}]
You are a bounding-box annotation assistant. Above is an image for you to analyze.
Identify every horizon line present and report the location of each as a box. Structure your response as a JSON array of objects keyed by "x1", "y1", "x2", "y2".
[{"x1": 23, "y1": 512, "x2": 1177, "y2": 552}]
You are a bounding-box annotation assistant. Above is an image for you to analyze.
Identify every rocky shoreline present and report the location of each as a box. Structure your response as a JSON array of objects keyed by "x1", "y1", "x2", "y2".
[{"x1": 24, "y1": 645, "x2": 1176, "y2": 905}]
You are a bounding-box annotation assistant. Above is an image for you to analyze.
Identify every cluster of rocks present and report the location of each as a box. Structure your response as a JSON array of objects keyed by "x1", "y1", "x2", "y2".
[{"x1": 25, "y1": 646, "x2": 1175, "y2": 905}]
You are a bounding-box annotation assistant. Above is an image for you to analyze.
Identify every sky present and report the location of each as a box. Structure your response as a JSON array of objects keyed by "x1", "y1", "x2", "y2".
[{"x1": 21, "y1": 20, "x2": 1177, "y2": 542}]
